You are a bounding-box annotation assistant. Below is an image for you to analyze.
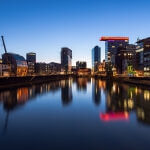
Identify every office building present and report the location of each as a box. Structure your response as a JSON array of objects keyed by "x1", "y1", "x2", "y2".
[
  {"x1": 35, "y1": 63, "x2": 51, "y2": 75},
  {"x1": 137, "y1": 37, "x2": 150, "y2": 76},
  {"x1": 92, "y1": 46, "x2": 101, "y2": 72},
  {"x1": 49, "y1": 62, "x2": 61, "y2": 73},
  {"x1": 115, "y1": 44, "x2": 137, "y2": 75},
  {"x1": 26, "y1": 52, "x2": 36, "y2": 63},
  {"x1": 26, "y1": 52, "x2": 36, "y2": 75},
  {"x1": 100, "y1": 37, "x2": 129, "y2": 65},
  {"x1": 135, "y1": 44, "x2": 144, "y2": 76},
  {"x1": 61, "y1": 47, "x2": 72, "y2": 72}
]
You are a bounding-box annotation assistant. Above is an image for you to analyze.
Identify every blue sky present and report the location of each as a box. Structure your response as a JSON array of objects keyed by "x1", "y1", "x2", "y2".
[{"x1": 0, "y1": 0, "x2": 150, "y2": 67}]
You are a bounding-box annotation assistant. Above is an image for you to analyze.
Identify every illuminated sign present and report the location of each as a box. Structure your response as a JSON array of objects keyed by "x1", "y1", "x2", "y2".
[{"x1": 100, "y1": 37, "x2": 129, "y2": 41}]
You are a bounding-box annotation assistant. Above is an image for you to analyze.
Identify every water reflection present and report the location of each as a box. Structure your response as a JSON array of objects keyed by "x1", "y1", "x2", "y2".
[
  {"x1": 0, "y1": 78, "x2": 150, "y2": 129},
  {"x1": 61, "y1": 79, "x2": 73, "y2": 106},
  {"x1": 76, "y1": 77, "x2": 91, "y2": 92},
  {"x1": 92, "y1": 79, "x2": 101, "y2": 106},
  {"x1": 100, "y1": 81, "x2": 150, "y2": 124}
]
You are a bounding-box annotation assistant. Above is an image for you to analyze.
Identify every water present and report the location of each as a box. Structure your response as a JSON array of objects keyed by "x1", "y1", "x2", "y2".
[{"x1": 0, "y1": 78, "x2": 150, "y2": 150}]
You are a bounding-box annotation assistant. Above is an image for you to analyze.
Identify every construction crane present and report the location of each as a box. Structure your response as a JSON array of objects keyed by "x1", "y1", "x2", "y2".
[{"x1": 1, "y1": 36, "x2": 7, "y2": 53}]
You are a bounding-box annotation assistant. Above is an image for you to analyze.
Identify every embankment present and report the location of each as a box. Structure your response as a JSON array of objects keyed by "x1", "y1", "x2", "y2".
[{"x1": 0, "y1": 75, "x2": 74, "y2": 89}]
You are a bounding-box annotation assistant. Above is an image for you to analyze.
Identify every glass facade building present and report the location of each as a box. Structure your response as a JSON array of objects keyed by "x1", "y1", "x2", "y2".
[
  {"x1": 105, "y1": 40, "x2": 128, "y2": 64},
  {"x1": 61, "y1": 47, "x2": 72, "y2": 72},
  {"x1": 100, "y1": 37, "x2": 129, "y2": 66},
  {"x1": 92, "y1": 46, "x2": 101, "y2": 72},
  {"x1": 2, "y1": 53, "x2": 28, "y2": 76},
  {"x1": 26, "y1": 52, "x2": 36, "y2": 63},
  {"x1": 26, "y1": 52, "x2": 36, "y2": 74},
  {"x1": 137, "y1": 37, "x2": 150, "y2": 76}
]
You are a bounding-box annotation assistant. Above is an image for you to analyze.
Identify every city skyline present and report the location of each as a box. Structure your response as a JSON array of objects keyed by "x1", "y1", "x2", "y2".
[{"x1": 0, "y1": 0, "x2": 150, "y2": 67}]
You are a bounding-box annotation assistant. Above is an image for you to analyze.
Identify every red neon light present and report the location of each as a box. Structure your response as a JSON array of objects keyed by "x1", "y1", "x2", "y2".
[
  {"x1": 100, "y1": 36, "x2": 129, "y2": 41},
  {"x1": 100, "y1": 112, "x2": 129, "y2": 122}
]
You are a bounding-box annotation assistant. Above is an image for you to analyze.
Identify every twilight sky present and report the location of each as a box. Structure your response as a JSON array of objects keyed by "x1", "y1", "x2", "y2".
[{"x1": 0, "y1": 0, "x2": 150, "y2": 67}]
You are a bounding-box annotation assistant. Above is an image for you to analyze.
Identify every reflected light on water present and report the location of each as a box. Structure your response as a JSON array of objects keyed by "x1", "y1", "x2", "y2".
[{"x1": 100, "y1": 112, "x2": 129, "y2": 122}]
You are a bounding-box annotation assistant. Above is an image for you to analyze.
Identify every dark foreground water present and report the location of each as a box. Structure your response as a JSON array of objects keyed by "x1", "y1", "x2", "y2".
[{"x1": 0, "y1": 78, "x2": 150, "y2": 150}]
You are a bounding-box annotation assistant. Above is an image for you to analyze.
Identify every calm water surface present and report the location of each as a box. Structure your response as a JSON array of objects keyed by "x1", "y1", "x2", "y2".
[{"x1": 0, "y1": 78, "x2": 150, "y2": 150}]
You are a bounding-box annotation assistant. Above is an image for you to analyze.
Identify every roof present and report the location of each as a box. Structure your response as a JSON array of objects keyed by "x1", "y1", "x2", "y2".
[
  {"x1": 27, "y1": 52, "x2": 36, "y2": 55},
  {"x1": 5, "y1": 53, "x2": 26, "y2": 61},
  {"x1": 100, "y1": 36, "x2": 129, "y2": 41},
  {"x1": 137, "y1": 37, "x2": 150, "y2": 43}
]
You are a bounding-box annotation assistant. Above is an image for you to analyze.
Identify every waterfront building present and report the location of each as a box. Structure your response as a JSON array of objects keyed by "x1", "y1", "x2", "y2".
[
  {"x1": 35, "y1": 63, "x2": 51, "y2": 75},
  {"x1": 100, "y1": 37, "x2": 129, "y2": 65},
  {"x1": 76, "y1": 61, "x2": 87, "y2": 69},
  {"x1": 49, "y1": 62, "x2": 61, "y2": 74},
  {"x1": 115, "y1": 44, "x2": 137, "y2": 75},
  {"x1": 77, "y1": 68, "x2": 91, "y2": 77},
  {"x1": 71, "y1": 66, "x2": 77, "y2": 75},
  {"x1": 92, "y1": 46, "x2": 101, "y2": 72},
  {"x1": 61, "y1": 47, "x2": 72, "y2": 72},
  {"x1": 136, "y1": 37, "x2": 150, "y2": 76},
  {"x1": 98, "y1": 60, "x2": 106, "y2": 75},
  {"x1": 135, "y1": 44, "x2": 144, "y2": 76},
  {"x1": 26, "y1": 52, "x2": 36, "y2": 63},
  {"x1": 26, "y1": 52, "x2": 36, "y2": 75},
  {"x1": 2, "y1": 53, "x2": 28, "y2": 76}
]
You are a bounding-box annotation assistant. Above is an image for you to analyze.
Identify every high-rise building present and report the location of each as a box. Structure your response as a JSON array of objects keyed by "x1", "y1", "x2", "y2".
[
  {"x1": 61, "y1": 47, "x2": 72, "y2": 72},
  {"x1": 26, "y1": 52, "x2": 36, "y2": 63},
  {"x1": 136, "y1": 37, "x2": 150, "y2": 76},
  {"x1": 26, "y1": 52, "x2": 36, "y2": 75},
  {"x1": 100, "y1": 37, "x2": 129, "y2": 65},
  {"x1": 115, "y1": 44, "x2": 137, "y2": 75},
  {"x1": 92, "y1": 46, "x2": 101, "y2": 72}
]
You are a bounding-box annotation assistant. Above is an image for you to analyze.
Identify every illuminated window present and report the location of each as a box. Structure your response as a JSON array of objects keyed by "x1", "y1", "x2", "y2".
[{"x1": 145, "y1": 45, "x2": 150, "y2": 48}]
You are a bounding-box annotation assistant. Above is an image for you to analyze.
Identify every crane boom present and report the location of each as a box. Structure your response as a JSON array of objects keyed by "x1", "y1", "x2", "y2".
[{"x1": 1, "y1": 36, "x2": 7, "y2": 53}]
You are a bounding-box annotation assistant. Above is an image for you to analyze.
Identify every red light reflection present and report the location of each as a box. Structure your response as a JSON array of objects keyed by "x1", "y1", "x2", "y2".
[{"x1": 100, "y1": 112, "x2": 129, "y2": 122}]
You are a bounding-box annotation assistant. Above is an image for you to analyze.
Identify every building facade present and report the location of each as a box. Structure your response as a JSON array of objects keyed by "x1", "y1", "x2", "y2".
[
  {"x1": 49, "y1": 62, "x2": 61, "y2": 73},
  {"x1": 137, "y1": 38, "x2": 150, "y2": 76},
  {"x1": 61, "y1": 47, "x2": 72, "y2": 72},
  {"x1": 35, "y1": 63, "x2": 51, "y2": 75},
  {"x1": 26, "y1": 52, "x2": 36, "y2": 63},
  {"x1": 2, "y1": 53, "x2": 28, "y2": 76},
  {"x1": 92, "y1": 46, "x2": 101, "y2": 72},
  {"x1": 76, "y1": 61, "x2": 87, "y2": 69},
  {"x1": 100, "y1": 37, "x2": 129, "y2": 65},
  {"x1": 115, "y1": 44, "x2": 136, "y2": 75},
  {"x1": 26, "y1": 52, "x2": 36, "y2": 75}
]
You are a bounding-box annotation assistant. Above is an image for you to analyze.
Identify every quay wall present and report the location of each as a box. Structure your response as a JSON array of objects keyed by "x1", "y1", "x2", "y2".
[
  {"x1": 0, "y1": 75, "x2": 74, "y2": 89},
  {"x1": 1, "y1": 74, "x2": 150, "y2": 90}
]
